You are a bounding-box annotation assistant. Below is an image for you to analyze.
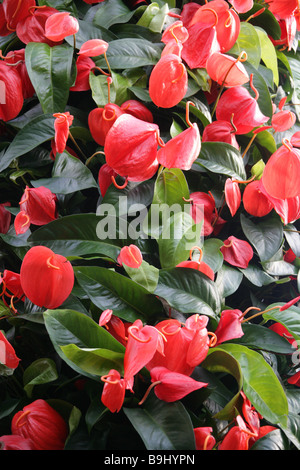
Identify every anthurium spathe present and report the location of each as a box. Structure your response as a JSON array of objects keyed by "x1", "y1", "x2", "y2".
[
  {"x1": 146, "y1": 366, "x2": 208, "y2": 403},
  {"x1": 0, "y1": 434, "x2": 35, "y2": 450},
  {"x1": 15, "y1": 6, "x2": 60, "y2": 46},
  {"x1": 53, "y1": 112, "x2": 74, "y2": 154},
  {"x1": 189, "y1": 191, "x2": 216, "y2": 236},
  {"x1": 181, "y1": 20, "x2": 220, "y2": 70},
  {"x1": 220, "y1": 235, "x2": 253, "y2": 268},
  {"x1": 261, "y1": 139, "x2": 300, "y2": 199},
  {"x1": 148, "y1": 54, "x2": 188, "y2": 108},
  {"x1": 11, "y1": 399, "x2": 68, "y2": 450},
  {"x1": 70, "y1": 55, "x2": 95, "y2": 92},
  {"x1": 2, "y1": 0, "x2": 36, "y2": 32},
  {"x1": 78, "y1": 39, "x2": 109, "y2": 57},
  {"x1": 0, "y1": 62, "x2": 24, "y2": 122},
  {"x1": 242, "y1": 179, "x2": 273, "y2": 217},
  {"x1": 216, "y1": 76, "x2": 269, "y2": 134},
  {"x1": 194, "y1": 427, "x2": 216, "y2": 450},
  {"x1": 88, "y1": 104, "x2": 124, "y2": 147},
  {"x1": 156, "y1": 102, "x2": 201, "y2": 170},
  {"x1": 161, "y1": 21, "x2": 189, "y2": 45},
  {"x1": 20, "y1": 246, "x2": 74, "y2": 309},
  {"x1": 117, "y1": 245, "x2": 143, "y2": 269},
  {"x1": 123, "y1": 320, "x2": 165, "y2": 381},
  {"x1": 101, "y1": 369, "x2": 126, "y2": 413},
  {"x1": 229, "y1": 0, "x2": 253, "y2": 13},
  {"x1": 120, "y1": 100, "x2": 153, "y2": 123},
  {"x1": 224, "y1": 178, "x2": 241, "y2": 217},
  {"x1": 214, "y1": 309, "x2": 244, "y2": 345},
  {"x1": 104, "y1": 114, "x2": 160, "y2": 183},
  {"x1": 0, "y1": 330, "x2": 20, "y2": 370},
  {"x1": 202, "y1": 120, "x2": 239, "y2": 150},
  {"x1": 3, "y1": 49, "x2": 35, "y2": 99},
  {"x1": 0, "y1": 269, "x2": 24, "y2": 302},
  {"x1": 44, "y1": 11, "x2": 79, "y2": 42},
  {"x1": 206, "y1": 52, "x2": 249, "y2": 87},
  {"x1": 15, "y1": 186, "x2": 58, "y2": 232},
  {"x1": 98, "y1": 163, "x2": 117, "y2": 197},
  {"x1": 176, "y1": 246, "x2": 214, "y2": 281}
]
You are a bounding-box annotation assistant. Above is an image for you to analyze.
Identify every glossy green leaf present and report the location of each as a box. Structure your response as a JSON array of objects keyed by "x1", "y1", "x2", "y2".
[
  {"x1": 0, "y1": 114, "x2": 55, "y2": 172},
  {"x1": 44, "y1": 309, "x2": 125, "y2": 380},
  {"x1": 215, "y1": 343, "x2": 289, "y2": 426},
  {"x1": 23, "y1": 358, "x2": 58, "y2": 397},
  {"x1": 123, "y1": 395, "x2": 196, "y2": 450},
  {"x1": 25, "y1": 42, "x2": 75, "y2": 114},
  {"x1": 240, "y1": 213, "x2": 284, "y2": 262},
  {"x1": 230, "y1": 323, "x2": 295, "y2": 354},
  {"x1": 74, "y1": 266, "x2": 164, "y2": 322},
  {"x1": 93, "y1": 0, "x2": 135, "y2": 29},
  {"x1": 31, "y1": 151, "x2": 98, "y2": 194},
  {"x1": 255, "y1": 26, "x2": 279, "y2": 86},
  {"x1": 262, "y1": 302, "x2": 300, "y2": 341},
  {"x1": 229, "y1": 22, "x2": 261, "y2": 69},
  {"x1": 123, "y1": 260, "x2": 159, "y2": 293},
  {"x1": 154, "y1": 267, "x2": 221, "y2": 319},
  {"x1": 28, "y1": 213, "x2": 129, "y2": 260},
  {"x1": 194, "y1": 142, "x2": 246, "y2": 180}
]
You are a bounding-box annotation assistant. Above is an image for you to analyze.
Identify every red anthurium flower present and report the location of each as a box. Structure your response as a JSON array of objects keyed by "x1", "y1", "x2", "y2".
[
  {"x1": 189, "y1": 191, "x2": 216, "y2": 236},
  {"x1": 272, "y1": 109, "x2": 296, "y2": 132},
  {"x1": 287, "y1": 370, "x2": 300, "y2": 386},
  {"x1": 229, "y1": 0, "x2": 253, "y2": 13},
  {"x1": 0, "y1": 434, "x2": 35, "y2": 450},
  {"x1": 161, "y1": 20, "x2": 189, "y2": 44},
  {"x1": 270, "y1": 17, "x2": 297, "y2": 51},
  {"x1": 220, "y1": 235, "x2": 253, "y2": 269},
  {"x1": 0, "y1": 202, "x2": 11, "y2": 234},
  {"x1": 78, "y1": 39, "x2": 109, "y2": 57},
  {"x1": 20, "y1": 246, "x2": 74, "y2": 309},
  {"x1": 291, "y1": 131, "x2": 300, "y2": 147},
  {"x1": 0, "y1": 269, "x2": 24, "y2": 301},
  {"x1": 104, "y1": 114, "x2": 160, "y2": 183},
  {"x1": 147, "y1": 366, "x2": 208, "y2": 403},
  {"x1": 261, "y1": 139, "x2": 300, "y2": 199},
  {"x1": 101, "y1": 369, "x2": 126, "y2": 413},
  {"x1": 224, "y1": 178, "x2": 241, "y2": 217},
  {"x1": 3, "y1": 49, "x2": 35, "y2": 99},
  {"x1": 2, "y1": 0, "x2": 36, "y2": 32},
  {"x1": 98, "y1": 163, "x2": 118, "y2": 197},
  {"x1": 149, "y1": 54, "x2": 188, "y2": 108},
  {"x1": 0, "y1": 4, "x2": 11, "y2": 36},
  {"x1": 161, "y1": 40, "x2": 183, "y2": 57},
  {"x1": 157, "y1": 102, "x2": 201, "y2": 170},
  {"x1": 269, "y1": 322, "x2": 295, "y2": 345},
  {"x1": 216, "y1": 75, "x2": 269, "y2": 134},
  {"x1": 44, "y1": 11, "x2": 79, "y2": 42},
  {"x1": 88, "y1": 104, "x2": 124, "y2": 147},
  {"x1": 14, "y1": 211, "x2": 32, "y2": 235},
  {"x1": 70, "y1": 55, "x2": 95, "y2": 92},
  {"x1": 0, "y1": 62, "x2": 24, "y2": 122},
  {"x1": 242, "y1": 179, "x2": 273, "y2": 217},
  {"x1": 284, "y1": 248, "x2": 297, "y2": 264},
  {"x1": 53, "y1": 112, "x2": 74, "y2": 154},
  {"x1": 99, "y1": 309, "x2": 129, "y2": 346},
  {"x1": 0, "y1": 330, "x2": 20, "y2": 370},
  {"x1": 194, "y1": 427, "x2": 216, "y2": 450},
  {"x1": 214, "y1": 309, "x2": 244, "y2": 345},
  {"x1": 11, "y1": 399, "x2": 68, "y2": 450},
  {"x1": 181, "y1": 20, "x2": 220, "y2": 69},
  {"x1": 186, "y1": 0, "x2": 240, "y2": 53},
  {"x1": 202, "y1": 120, "x2": 239, "y2": 150},
  {"x1": 123, "y1": 320, "x2": 165, "y2": 381},
  {"x1": 206, "y1": 52, "x2": 249, "y2": 87},
  {"x1": 16, "y1": 6, "x2": 60, "y2": 46},
  {"x1": 176, "y1": 246, "x2": 214, "y2": 281},
  {"x1": 117, "y1": 245, "x2": 143, "y2": 268},
  {"x1": 120, "y1": 100, "x2": 153, "y2": 123},
  {"x1": 219, "y1": 415, "x2": 257, "y2": 450},
  {"x1": 16, "y1": 186, "x2": 58, "y2": 230},
  {"x1": 264, "y1": 0, "x2": 299, "y2": 20},
  {"x1": 185, "y1": 315, "x2": 211, "y2": 368},
  {"x1": 82, "y1": 0, "x2": 106, "y2": 4}
]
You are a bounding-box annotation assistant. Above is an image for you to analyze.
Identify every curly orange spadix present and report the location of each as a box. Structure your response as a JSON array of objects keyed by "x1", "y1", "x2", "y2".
[{"x1": 20, "y1": 246, "x2": 74, "y2": 309}]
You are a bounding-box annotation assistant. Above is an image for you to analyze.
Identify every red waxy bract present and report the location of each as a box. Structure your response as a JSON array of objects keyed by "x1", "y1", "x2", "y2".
[
  {"x1": 0, "y1": 62, "x2": 24, "y2": 122},
  {"x1": 117, "y1": 245, "x2": 143, "y2": 268},
  {"x1": 206, "y1": 52, "x2": 249, "y2": 87},
  {"x1": 220, "y1": 235, "x2": 253, "y2": 268},
  {"x1": 0, "y1": 434, "x2": 35, "y2": 450},
  {"x1": 2, "y1": 0, "x2": 36, "y2": 32},
  {"x1": 101, "y1": 369, "x2": 126, "y2": 413},
  {"x1": 149, "y1": 54, "x2": 188, "y2": 108},
  {"x1": 88, "y1": 104, "x2": 124, "y2": 147},
  {"x1": 20, "y1": 246, "x2": 74, "y2": 309},
  {"x1": 16, "y1": 7, "x2": 60, "y2": 46},
  {"x1": 0, "y1": 330, "x2": 20, "y2": 370},
  {"x1": 104, "y1": 114, "x2": 160, "y2": 182},
  {"x1": 17, "y1": 186, "x2": 58, "y2": 227},
  {"x1": 224, "y1": 178, "x2": 241, "y2": 217},
  {"x1": 0, "y1": 202, "x2": 11, "y2": 234},
  {"x1": 78, "y1": 39, "x2": 109, "y2": 57},
  {"x1": 214, "y1": 309, "x2": 244, "y2": 345},
  {"x1": 53, "y1": 111, "x2": 74, "y2": 154},
  {"x1": 242, "y1": 179, "x2": 273, "y2": 217},
  {"x1": 11, "y1": 399, "x2": 68, "y2": 450},
  {"x1": 44, "y1": 11, "x2": 79, "y2": 42}
]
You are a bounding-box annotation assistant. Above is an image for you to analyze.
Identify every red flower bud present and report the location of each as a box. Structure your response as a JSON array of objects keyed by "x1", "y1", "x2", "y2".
[
  {"x1": 117, "y1": 245, "x2": 143, "y2": 268},
  {"x1": 224, "y1": 178, "x2": 241, "y2": 217},
  {"x1": 149, "y1": 54, "x2": 188, "y2": 108},
  {"x1": 101, "y1": 369, "x2": 126, "y2": 413},
  {"x1": 20, "y1": 246, "x2": 74, "y2": 309},
  {"x1": 44, "y1": 11, "x2": 79, "y2": 42},
  {"x1": 11, "y1": 399, "x2": 68, "y2": 450},
  {"x1": 78, "y1": 39, "x2": 109, "y2": 57},
  {"x1": 53, "y1": 112, "x2": 74, "y2": 154}
]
